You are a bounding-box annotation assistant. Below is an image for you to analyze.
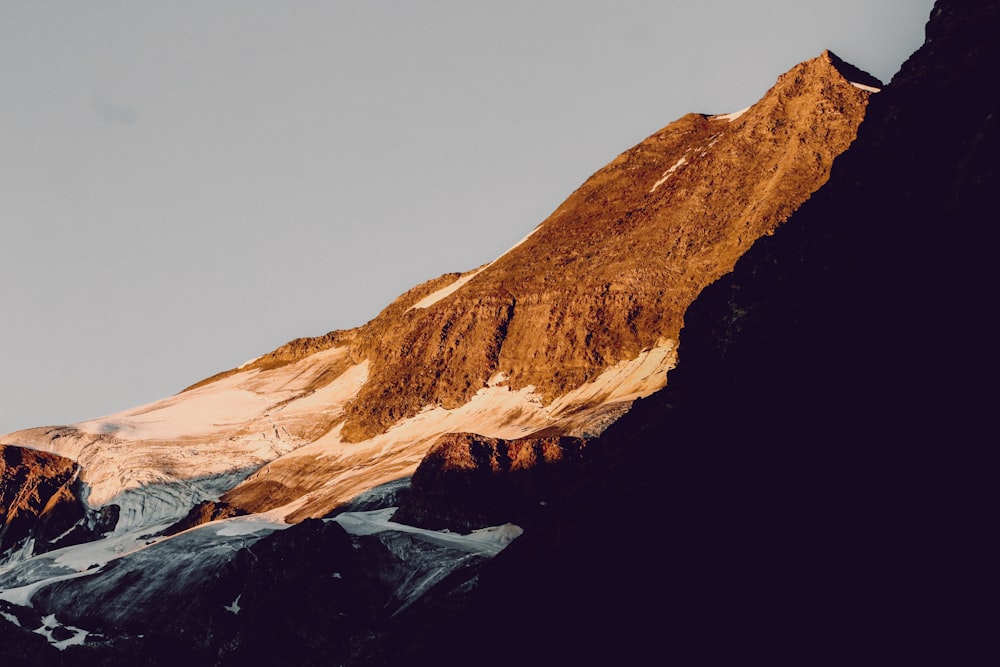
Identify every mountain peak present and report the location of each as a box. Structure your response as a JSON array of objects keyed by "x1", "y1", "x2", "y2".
[{"x1": 820, "y1": 49, "x2": 884, "y2": 89}]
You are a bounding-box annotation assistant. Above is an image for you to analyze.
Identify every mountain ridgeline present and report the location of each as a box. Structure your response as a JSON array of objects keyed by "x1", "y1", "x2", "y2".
[{"x1": 2, "y1": 1, "x2": 993, "y2": 662}]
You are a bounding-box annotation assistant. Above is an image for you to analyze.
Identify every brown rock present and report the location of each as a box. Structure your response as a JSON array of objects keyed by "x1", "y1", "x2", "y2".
[
  {"x1": 0, "y1": 444, "x2": 81, "y2": 556},
  {"x1": 218, "y1": 51, "x2": 876, "y2": 443},
  {"x1": 390, "y1": 432, "x2": 589, "y2": 532}
]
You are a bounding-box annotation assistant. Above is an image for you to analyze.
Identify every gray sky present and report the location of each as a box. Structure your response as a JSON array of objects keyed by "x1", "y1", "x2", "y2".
[{"x1": 1, "y1": 1, "x2": 933, "y2": 436}]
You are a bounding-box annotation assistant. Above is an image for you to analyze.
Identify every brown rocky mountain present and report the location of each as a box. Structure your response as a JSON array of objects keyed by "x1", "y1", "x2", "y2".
[
  {"x1": 266, "y1": 49, "x2": 878, "y2": 444},
  {"x1": 221, "y1": 49, "x2": 879, "y2": 518},
  {"x1": 0, "y1": 39, "x2": 933, "y2": 666},
  {"x1": 1, "y1": 50, "x2": 879, "y2": 535},
  {"x1": 412, "y1": 1, "x2": 997, "y2": 664}
]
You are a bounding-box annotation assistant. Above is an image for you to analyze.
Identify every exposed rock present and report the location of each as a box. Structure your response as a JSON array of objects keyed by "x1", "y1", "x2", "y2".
[
  {"x1": 158, "y1": 501, "x2": 248, "y2": 537},
  {"x1": 218, "y1": 51, "x2": 879, "y2": 520},
  {"x1": 336, "y1": 50, "x2": 878, "y2": 441},
  {"x1": 391, "y1": 433, "x2": 588, "y2": 532},
  {"x1": 0, "y1": 445, "x2": 85, "y2": 559}
]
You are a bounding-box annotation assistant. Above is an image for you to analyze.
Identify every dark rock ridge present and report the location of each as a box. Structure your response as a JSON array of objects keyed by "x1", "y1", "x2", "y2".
[{"x1": 391, "y1": 433, "x2": 589, "y2": 532}]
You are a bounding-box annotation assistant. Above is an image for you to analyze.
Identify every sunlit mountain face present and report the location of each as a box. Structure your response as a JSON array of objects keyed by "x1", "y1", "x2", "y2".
[{"x1": 2, "y1": 1, "x2": 994, "y2": 663}]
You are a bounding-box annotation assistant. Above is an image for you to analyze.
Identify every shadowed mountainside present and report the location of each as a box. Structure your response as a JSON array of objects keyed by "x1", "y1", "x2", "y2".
[{"x1": 416, "y1": 1, "x2": 996, "y2": 663}]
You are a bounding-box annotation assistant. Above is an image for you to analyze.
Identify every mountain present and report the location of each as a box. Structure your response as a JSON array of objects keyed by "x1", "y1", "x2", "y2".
[
  {"x1": 2, "y1": 0, "x2": 991, "y2": 661},
  {"x1": 2, "y1": 50, "x2": 873, "y2": 538},
  {"x1": 424, "y1": 1, "x2": 997, "y2": 664}
]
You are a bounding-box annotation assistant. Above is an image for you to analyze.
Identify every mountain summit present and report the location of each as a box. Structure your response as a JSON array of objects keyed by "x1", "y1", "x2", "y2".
[{"x1": 0, "y1": 47, "x2": 903, "y2": 664}]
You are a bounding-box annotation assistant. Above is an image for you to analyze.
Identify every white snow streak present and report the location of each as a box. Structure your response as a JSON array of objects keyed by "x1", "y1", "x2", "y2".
[
  {"x1": 409, "y1": 225, "x2": 541, "y2": 310},
  {"x1": 713, "y1": 106, "x2": 751, "y2": 122},
  {"x1": 850, "y1": 81, "x2": 881, "y2": 93},
  {"x1": 212, "y1": 516, "x2": 288, "y2": 537},
  {"x1": 650, "y1": 156, "x2": 688, "y2": 193},
  {"x1": 330, "y1": 508, "x2": 522, "y2": 556}
]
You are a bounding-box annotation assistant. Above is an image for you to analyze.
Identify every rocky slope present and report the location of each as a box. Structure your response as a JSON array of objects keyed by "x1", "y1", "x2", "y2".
[
  {"x1": 0, "y1": 446, "x2": 116, "y2": 563},
  {"x1": 1, "y1": 50, "x2": 877, "y2": 535},
  {"x1": 223, "y1": 49, "x2": 879, "y2": 521},
  {"x1": 402, "y1": 1, "x2": 996, "y2": 664},
  {"x1": 0, "y1": 446, "x2": 80, "y2": 558},
  {"x1": 0, "y1": 43, "x2": 912, "y2": 666}
]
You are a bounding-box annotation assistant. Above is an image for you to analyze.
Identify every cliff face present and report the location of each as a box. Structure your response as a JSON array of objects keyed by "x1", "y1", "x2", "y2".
[{"x1": 0, "y1": 446, "x2": 83, "y2": 559}]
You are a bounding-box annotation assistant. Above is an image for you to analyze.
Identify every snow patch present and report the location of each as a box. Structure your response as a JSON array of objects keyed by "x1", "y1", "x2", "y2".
[
  {"x1": 713, "y1": 106, "x2": 751, "y2": 122},
  {"x1": 330, "y1": 508, "x2": 521, "y2": 556},
  {"x1": 0, "y1": 523, "x2": 171, "y2": 607},
  {"x1": 0, "y1": 570, "x2": 96, "y2": 607},
  {"x1": 223, "y1": 594, "x2": 242, "y2": 615},
  {"x1": 238, "y1": 355, "x2": 262, "y2": 369},
  {"x1": 410, "y1": 268, "x2": 486, "y2": 311},
  {"x1": 409, "y1": 225, "x2": 541, "y2": 310},
  {"x1": 650, "y1": 156, "x2": 688, "y2": 193},
  {"x1": 211, "y1": 515, "x2": 289, "y2": 537},
  {"x1": 850, "y1": 81, "x2": 881, "y2": 93},
  {"x1": 34, "y1": 613, "x2": 90, "y2": 651},
  {"x1": 6, "y1": 351, "x2": 368, "y2": 533}
]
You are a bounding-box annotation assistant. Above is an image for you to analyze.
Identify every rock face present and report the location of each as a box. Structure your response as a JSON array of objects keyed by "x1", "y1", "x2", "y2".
[
  {"x1": 0, "y1": 446, "x2": 84, "y2": 560},
  {"x1": 391, "y1": 433, "x2": 589, "y2": 532},
  {"x1": 335, "y1": 49, "x2": 878, "y2": 442}
]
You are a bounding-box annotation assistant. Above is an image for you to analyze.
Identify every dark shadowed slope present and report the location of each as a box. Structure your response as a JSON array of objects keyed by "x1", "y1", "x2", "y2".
[{"x1": 415, "y1": 1, "x2": 997, "y2": 664}]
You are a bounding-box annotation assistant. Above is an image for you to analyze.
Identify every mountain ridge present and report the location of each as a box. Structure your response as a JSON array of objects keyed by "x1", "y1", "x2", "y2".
[
  {"x1": 1, "y1": 50, "x2": 878, "y2": 534},
  {"x1": 0, "y1": 43, "x2": 921, "y2": 665}
]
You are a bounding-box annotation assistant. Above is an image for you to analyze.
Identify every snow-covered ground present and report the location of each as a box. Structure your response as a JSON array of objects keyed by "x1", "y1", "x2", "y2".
[{"x1": 331, "y1": 507, "x2": 522, "y2": 556}]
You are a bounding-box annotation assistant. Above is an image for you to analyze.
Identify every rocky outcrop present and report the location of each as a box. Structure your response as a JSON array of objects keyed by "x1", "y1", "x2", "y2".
[
  {"x1": 391, "y1": 433, "x2": 589, "y2": 531},
  {"x1": 159, "y1": 501, "x2": 249, "y2": 537},
  {"x1": 0, "y1": 445, "x2": 82, "y2": 559}
]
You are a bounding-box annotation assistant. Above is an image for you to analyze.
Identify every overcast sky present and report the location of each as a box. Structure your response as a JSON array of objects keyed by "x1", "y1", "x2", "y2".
[{"x1": 1, "y1": 1, "x2": 934, "y2": 436}]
